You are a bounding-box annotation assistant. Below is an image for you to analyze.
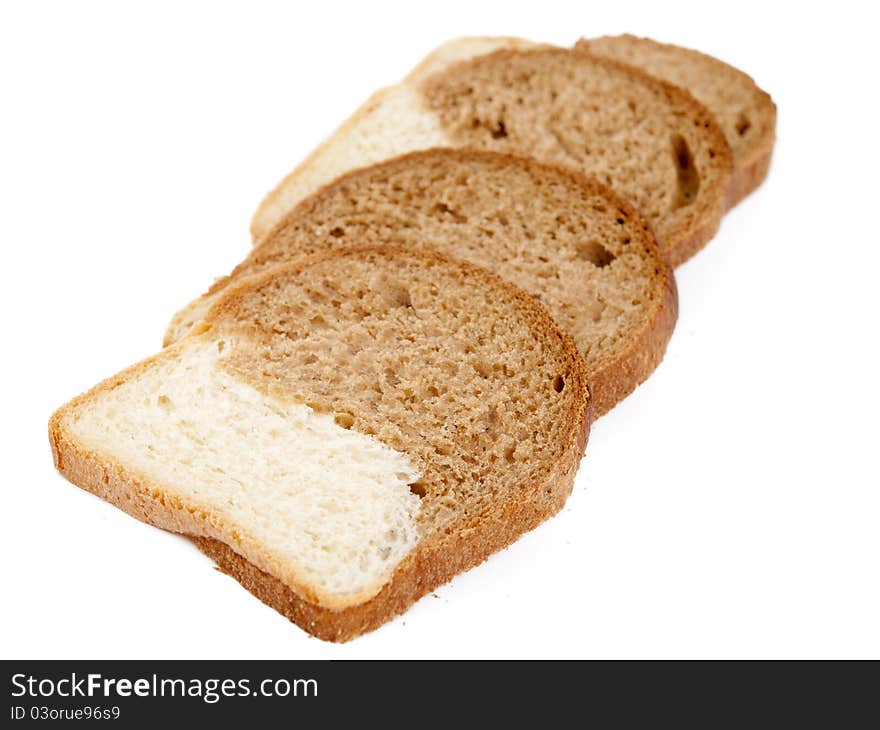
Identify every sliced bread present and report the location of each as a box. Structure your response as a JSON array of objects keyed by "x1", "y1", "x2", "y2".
[
  {"x1": 166, "y1": 149, "x2": 677, "y2": 418},
  {"x1": 251, "y1": 46, "x2": 732, "y2": 266},
  {"x1": 50, "y1": 246, "x2": 590, "y2": 641},
  {"x1": 577, "y1": 34, "x2": 776, "y2": 208}
]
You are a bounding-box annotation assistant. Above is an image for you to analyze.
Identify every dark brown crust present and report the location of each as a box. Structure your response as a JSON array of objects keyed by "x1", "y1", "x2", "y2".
[{"x1": 50, "y1": 245, "x2": 591, "y2": 641}]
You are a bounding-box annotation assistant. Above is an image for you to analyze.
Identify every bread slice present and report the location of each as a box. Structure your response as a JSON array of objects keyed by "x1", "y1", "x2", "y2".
[
  {"x1": 167, "y1": 149, "x2": 677, "y2": 418},
  {"x1": 251, "y1": 45, "x2": 732, "y2": 266},
  {"x1": 50, "y1": 246, "x2": 590, "y2": 641},
  {"x1": 577, "y1": 34, "x2": 776, "y2": 208}
]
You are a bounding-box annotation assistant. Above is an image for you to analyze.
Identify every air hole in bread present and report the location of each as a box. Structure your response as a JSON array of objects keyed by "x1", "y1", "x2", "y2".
[
  {"x1": 433, "y1": 202, "x2": 467, "y2": 223},
  {"x1": 216, "y1": 340, "x2": 225, "y2": 353},
  {"x1": 575, "y1": 240, "x2": 616, "y2": 268},
  {"x1": 409, "y1": 481, "x2": 427, "y2": 498},
  {"x1": 329, "y1": 227, "x2": 345, "y2": 238},
  {"x1": 390, "y1": 285, "x2": 413, "y2": 309},
  {"x1": 670, "y1": 134, "x2": 700, "y2": 210},
  {"x1": 553, "y1": 375, "x2": 565, "y2": 393},
  {"x1": 334, "y1": 413, "x2": 355, "y2": 429},
  {"x1": 736, "y1": 114, "x2": 751, "y2": 136},
  {"x1": 491, "y1": 120, "x2": 508, "y2": 139},
  {"x1": 473, "y1": 359, "x2": 491, "y2": 379},
  {"x1": 157, "y1": 395, "x2": 172, "y2": 410}
]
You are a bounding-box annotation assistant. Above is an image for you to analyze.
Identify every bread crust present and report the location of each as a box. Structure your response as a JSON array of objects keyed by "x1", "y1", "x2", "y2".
[
  {"x1": 193, "y1": 410, "x2": 585, "y2": 642},
  {"x1": 725, "y1": 139, "x2": 774, "y2": 210},
  {"x1": 251, "y1": 86, "x2": 400, "y2": 242},
  {"x1": 586, "y1": 233, "x2": 678, "y2": 417},
  {"x1": 47, "y1": 339, "x2": 370, "y2": 610},
  {"x1": 51, "y1": 245, "x2": 591, "y2": 639}
]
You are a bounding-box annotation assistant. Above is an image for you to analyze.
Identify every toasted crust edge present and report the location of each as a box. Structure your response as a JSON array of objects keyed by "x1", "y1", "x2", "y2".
[{"x1": 51, "y1": 244, "x2": 591, "y2": 640}]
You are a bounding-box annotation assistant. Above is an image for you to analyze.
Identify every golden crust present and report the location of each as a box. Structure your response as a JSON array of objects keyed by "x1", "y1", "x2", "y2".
[{"x1": 51, "y1": 245, "x2": 591, "y2": 639}]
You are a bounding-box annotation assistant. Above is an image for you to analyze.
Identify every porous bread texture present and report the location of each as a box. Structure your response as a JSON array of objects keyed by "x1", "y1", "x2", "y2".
[
  {"x1": 211, "y1": 248, "x2": 589, "y2": 532},
  {"x1": 50, "y1": 246, "x2": 590, "y2": 639},
  {"x1": 578, "y1": 34, "x2": 776, "y2": 208},
  {"x1": 251, "y1": 46, "x2": 732, "y2": 267},
  {"x1": 167, "y1": 149, "x2": 677, "y2": 418},
  {"x1": 62, "y1": 337, "x2": 422, "y2": 607},
  {"x1": 418, "y1": 48, "x2": 731, "y2": 267},
  {"x1": 253, "y1": 85, "x2": 447, "y2": 242},
  {"x1": 252, "y1": 39, "x2": 537, "y2": 236}
]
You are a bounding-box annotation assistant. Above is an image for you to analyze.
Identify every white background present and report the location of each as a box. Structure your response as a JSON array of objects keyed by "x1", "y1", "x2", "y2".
[{"x1": 2, "y1": 0, "x2": 878, "y2": 659}]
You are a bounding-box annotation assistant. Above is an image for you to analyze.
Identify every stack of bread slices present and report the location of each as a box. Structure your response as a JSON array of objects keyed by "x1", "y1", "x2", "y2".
[{"x1": 50, "y1": 35, "x2": 775, "y2": 642}]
